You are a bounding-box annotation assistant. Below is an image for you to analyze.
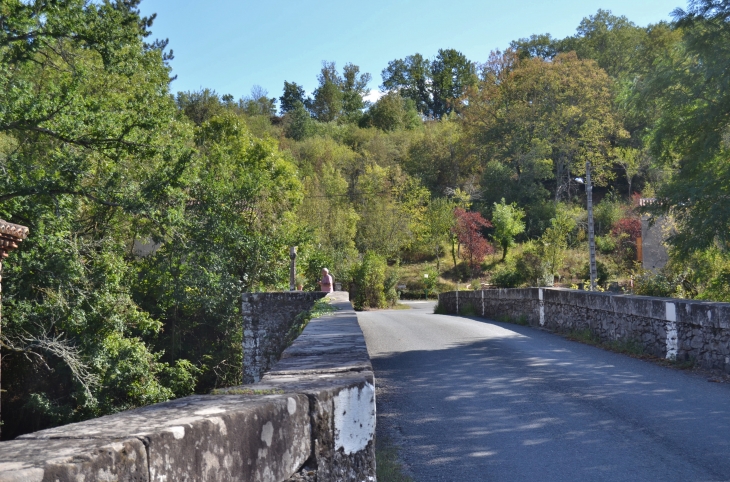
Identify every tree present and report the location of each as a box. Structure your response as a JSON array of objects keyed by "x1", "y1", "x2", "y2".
[
  {"x1": 641, "y1": 1, "x2": 730, "y2": 255},
  {"x1": 463, "y1": 51, "x2": 626, "y2": 203},
  {"x1": 354, "y1": 165, "x2": 428, "y2": 259},
  {"x1": 614, "y1": 147, "x2": 641, "y2": 197},
  {"x1": 430, "y1": 48, "x2": 477, "y2": 118},
  {"x1": 492, "y1": 199, "x2": 526, "y2": 261},
  {"x1": 381, "y1": 53, "x2": 432, "y2": 115},
  {"x1": 307, "y1": 61, "x2": 343, "y2": 122},
  {"x1": 341, "y1": 63, "x2": 372, "y2": 121},
  {"x1": 0, "y1": 0, "x2": 198, "y2": 438},
  {"x1": 539, "y1": 208, "x2": 577, "y2": 283},
  {"x1": 280, "y1": 81, "x2": 306, "y2": 114},
  {"x1": 453, "y1": 208, "x2": 493, "y2": 274},
  {"x1": 424, "y1": 198, "x2": 456, "y2": 271},
  {"x1": 565, "y1": 9, "x2": 646, "y2": 79},
  {"x1": 510, "y1": 33, "x2": 562, "y2": 60},
  {"x1": 404, "y1": 118, "x2": 477, "y2": 193},
  {"x1": 240, "y1": 85, "x2": 276, "y2": 117},
  {"x1": 381, "y1": 49, "x2": 476, "y2": 118},
  {"x1": 177, "y1": 89, "x2": 225, "y2": 126},
  {"x1": 362, "y1": 92, "x2": 420, "y2": 132},
  {"x1": 283, "y1": 101, "x2": 314, "y2": 140}
]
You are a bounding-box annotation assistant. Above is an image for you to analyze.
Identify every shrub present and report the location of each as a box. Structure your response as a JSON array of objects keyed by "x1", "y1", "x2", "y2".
[
  {"x1": 384, "y1": 266, "x2": 401, "y2": 306},
  {"x1": 634, "y1": 271, "x2": 680, "y2": 298},
  {"x1": 352, "y1": 251, "x2": 387, "y2": 310},
  {"x1": 514, "y1": 247, "x2": 544, "y2": 286},
  {"x1": 595, "y1": 235, "x2": 617, "y2": 254},
  {"x1": 594, "y1": 194, "x2": 624, "y2": 236},
  {"x1": 581, "y1": 260, "x2": 610, "y2": 285},
  {"x1": 492, "y1": 268, "x2": 523, "y2": 288}
]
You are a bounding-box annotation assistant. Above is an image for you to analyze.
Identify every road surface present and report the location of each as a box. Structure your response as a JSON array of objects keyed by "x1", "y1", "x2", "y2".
[{"x1": 358, "y1": 301, "x2": 730, "y2": 482}]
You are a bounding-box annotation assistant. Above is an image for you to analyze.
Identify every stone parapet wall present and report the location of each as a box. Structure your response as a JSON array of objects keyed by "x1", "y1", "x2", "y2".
[
  {"x1": 242, "y1": 291, "x2": 327, "y2": 384},
  {"x1": 0, "y1": 291, "x2": 375, "y2": 482},
  {"x1": 439, "y1": 288, "x2": 730, "y2": 370}
]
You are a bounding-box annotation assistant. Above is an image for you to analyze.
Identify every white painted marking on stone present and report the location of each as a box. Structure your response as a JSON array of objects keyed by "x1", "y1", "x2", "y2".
[
  {"x1": 539, "y1": 288, "x2": 543, "y2": 301},
  {"x1": 287, "y1": 397, "x2": 297, "y2": 415},
  {"x1": 708, "y1": 310, "x2": 712, "y2": 321},
  {"x1": 261, "y1": 421, "x2": 274, "y2": 447},
  {"x1": 666, "y1": 321, "x2": 678, "y2": 360},
  {"x1": 168, "y1": 426, "x2": 185, "y2": 439},
  {"x1": 334, "y1": 383, "x2": 376, "y2": 455},
  {"x1": 194, "y1": 407, "x2": 225, "y2": 416},
  {"x1": 539, "y1": 303, "x2": 545, "y2": 327},
  {"x1": 665, "y1": 302, "x2": 676, "y2": 322}
]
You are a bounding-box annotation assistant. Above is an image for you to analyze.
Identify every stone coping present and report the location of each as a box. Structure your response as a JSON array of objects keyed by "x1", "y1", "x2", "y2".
[
  {"x1": 450, "y1": 288, "x2": 730, "y2": 328},
  {"x1": 0, "y1": 291, "x2": 375, "y2": 482}
]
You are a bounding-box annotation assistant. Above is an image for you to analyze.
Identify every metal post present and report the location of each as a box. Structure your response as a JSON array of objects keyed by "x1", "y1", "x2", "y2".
[
  {"x1": 289, "y1": 246, "x2": 297, "y2": 291},
  {"x1": 586, "y1": 162, "x2": 597, "y2": 291}
]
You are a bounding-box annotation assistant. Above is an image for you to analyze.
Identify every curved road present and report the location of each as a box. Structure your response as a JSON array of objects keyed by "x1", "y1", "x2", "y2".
[{"x1": 358, "y1": 301, "x2": 730, "y2": 482}]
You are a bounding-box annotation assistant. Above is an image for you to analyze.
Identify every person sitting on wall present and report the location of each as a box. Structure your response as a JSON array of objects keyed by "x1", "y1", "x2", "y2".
[{"x1": 319, "y1": 268, "x2": 333, "y2": 292}]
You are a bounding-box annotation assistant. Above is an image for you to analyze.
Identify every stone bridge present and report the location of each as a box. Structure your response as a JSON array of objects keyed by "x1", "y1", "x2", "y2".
[
  {"x1": 438, "y1": 287, "x2": 730, "y2": 369},
  {"x1": 0, "y1": 291, "x2": 375, "y2": 482}
]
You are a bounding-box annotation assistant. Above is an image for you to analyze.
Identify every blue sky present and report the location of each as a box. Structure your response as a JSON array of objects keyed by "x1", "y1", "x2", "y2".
[{"x1": 138, "y1": 0, "x2": 683, "y2": 103}]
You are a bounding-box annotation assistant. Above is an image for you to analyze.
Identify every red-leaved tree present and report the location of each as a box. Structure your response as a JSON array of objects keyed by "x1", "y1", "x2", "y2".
[{"x1": 453, "y1": 208, "x2": 494, "y2": 274}]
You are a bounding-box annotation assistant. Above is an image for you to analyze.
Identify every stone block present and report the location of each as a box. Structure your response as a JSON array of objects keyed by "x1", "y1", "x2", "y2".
[
  {"x1": 18, "y1": 394, "x2": 311, "y2": 482},
  {"x1": 254, "y1": 372, "x2": 376, "y2": 482},
  {"x1": 0, "y1": 438, "x2": 147, "y2": 482}
]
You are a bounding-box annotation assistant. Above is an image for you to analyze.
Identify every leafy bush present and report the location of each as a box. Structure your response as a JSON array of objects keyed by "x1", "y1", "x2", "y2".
[
  {"x1": 492, "y1": 268, "x2": 524, "y2": 288},
  {"x1": 581, "y1": 260, "x2": 611, "y2": 285},
  {"x1": 634, "y1": 271, "x2": 682, "y2": 298},
  {"x1": 595, "y1": 235, "x2": 617, "y2": 254},
  {"x1": 384, "y1": 266, "x2": 401, "y2": 306},
  {"x1": 352, "y1": 252, "x2": 387, "y2": 310},
  {"x1": 594, "y1": 192, "x2": 624, "y2": 236},
  {"x1": 514, "y1": 246, "x2": 545, "y2": 286}
]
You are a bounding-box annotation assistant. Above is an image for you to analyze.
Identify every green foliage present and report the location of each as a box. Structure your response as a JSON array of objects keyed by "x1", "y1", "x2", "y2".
[
  {"x1": 581, "y1": 260, "x2": 611, "y2": 285},
  {"x1": 280, "y1": 81, "x2": 306, "y2": 114},
  {"x1": 514, "y1": 243, "x2": 548, "y2": 286},
  {"x1": 634, "y1": 271, "x2": 683, "y2": 298},
  {"x1": 0, "y1": 1, "x2": 304, "y2": 439},
  {"x1": 283, "y1": 101, "x2": 315, "y2": 140},
  {"x1": 491, "y1": 266, "x2": 524, "y2": 288},
  {"x1": 423, "y1": 198, "x2": 456, "y2": 270},
  {"x1": 433, "y1": 302, "x2": 448, "y2": 314},
  {"x1": 465, "y1": 51, "x2": 625, "y2": 205},
  {"x1": 381, "y1": 49, "x2": 476, "y2": 118},
  {"x1": 352, "y1": 252, "x2": 388, "y2": 310},
  {"x1": 423, "y1": 268, "x2": 439, "y2": 297},
  {"x1": 361, "y1": 92, "x2": 420, "y2": 132},
  {"x1": 539, "y1": 207, "x2": 578, "y2": 281},
  {"x1": 594, "y1": 193, "x2": 625, "y2": 236},
  {"x1": 595, "y1": 235, "x2": 618, "y2": 254},
  {"x1": 492, "y1": 199, "x2": 526, "y2": 260}
]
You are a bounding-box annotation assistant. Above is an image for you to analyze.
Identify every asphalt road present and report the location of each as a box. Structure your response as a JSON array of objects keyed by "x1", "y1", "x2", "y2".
[{"x1": 358, "y1": 301, "x2": 730, "y2": 482}]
